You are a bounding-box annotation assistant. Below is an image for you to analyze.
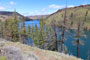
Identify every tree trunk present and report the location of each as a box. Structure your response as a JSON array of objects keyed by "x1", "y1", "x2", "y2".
[{"x1": 77, "y1": 44, "x2": 79, "y2": 58}]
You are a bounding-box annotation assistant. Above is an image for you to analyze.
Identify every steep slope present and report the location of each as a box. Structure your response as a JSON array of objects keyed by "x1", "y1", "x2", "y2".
[
  {"x1": 0, "y1": 40, "x2": 82, "y2": 60},
  {"x1": 45, "y1": 4, "x2": 90, "y2": 29}
]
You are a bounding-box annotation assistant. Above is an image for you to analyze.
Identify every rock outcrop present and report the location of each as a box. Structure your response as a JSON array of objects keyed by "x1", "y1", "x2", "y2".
[
  {"x1": 0, "y1": 40, "x2": 83, "y2": 60},
  {"x1": 1, "y1": 46, "x2": 24, "y2": 60}
]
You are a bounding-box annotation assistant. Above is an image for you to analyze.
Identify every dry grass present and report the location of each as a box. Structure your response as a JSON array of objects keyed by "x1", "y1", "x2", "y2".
[{"x1": 3, "y1": 41, "x2": 82, "y2": 60}]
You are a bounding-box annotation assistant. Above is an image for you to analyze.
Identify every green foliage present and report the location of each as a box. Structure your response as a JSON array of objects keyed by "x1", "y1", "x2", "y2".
[
  {"x1": 37, "y1": 20, "x2": 46, "y2": 48},
  {"x1": 26, "y1": 25, "x2": 31, "y2": 38},
  {"x1": 0, "y1": 20, "x2": 4, "y2": 38},
  {"x1": 18, "y1": 17, "x2": 28, "y2": 44},
  {"x1": 1, "y1": 10, "x2": 20, "y2": 42},
  {"x1": 31, "y1": 24, "x2": 39, "y2": 45}
]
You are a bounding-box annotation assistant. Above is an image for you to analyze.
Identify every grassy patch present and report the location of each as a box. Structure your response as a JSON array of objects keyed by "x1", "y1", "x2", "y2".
[{"x1": 0, "y1": 56, "x2": 7, "y2": 60}]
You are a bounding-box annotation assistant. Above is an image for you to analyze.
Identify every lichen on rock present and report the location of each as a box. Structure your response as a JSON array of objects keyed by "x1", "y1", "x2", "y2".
[{"x1": 1, "y1": 46, "x2": 24, "y2": 60}]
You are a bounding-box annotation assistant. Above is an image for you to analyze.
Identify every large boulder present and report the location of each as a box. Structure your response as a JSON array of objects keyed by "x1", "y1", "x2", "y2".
[
  {"x1": 1, "y1": 46, "x2": 40, "y2": 60},
  {"x1": 1, "y1": 46, "x2": 24, "y2": 60},
  {"x1": 26, "y1": 52, "x2": 40, "y2": 60},
  {"x1": 0, "y1": 39, "x2": 6, "y2": 47}
]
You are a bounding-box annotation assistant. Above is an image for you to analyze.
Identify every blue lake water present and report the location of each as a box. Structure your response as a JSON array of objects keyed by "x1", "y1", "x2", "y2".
[
  {"x1": 25, "y1": 20, "x2": 40, "y2": 46},
  {"x1": 25, "y1": 20, "x2": 90, "y2": 60},
  {"x1": 25, "y1": 20, "x2": 40, "y2": 28}
]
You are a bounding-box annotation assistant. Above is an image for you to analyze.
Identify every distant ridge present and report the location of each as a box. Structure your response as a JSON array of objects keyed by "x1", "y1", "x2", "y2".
[
  {"x1": 0, "y1": 11, "x2": 22, "y2": 16},
  {"x1": 0, "y1": 11, "x2": 31, "y2": 21},
  {"x1": 27, "y1": 15, "x2": 49, "y2": 20},
  {"x1": 47, "y1": 4, "x2": 90, "y2": 18}
]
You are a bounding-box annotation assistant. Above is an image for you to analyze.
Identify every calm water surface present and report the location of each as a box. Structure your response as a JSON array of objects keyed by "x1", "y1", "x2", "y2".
[{"x1": 25, "y1": 20, "x2": 90, "y2": 60}]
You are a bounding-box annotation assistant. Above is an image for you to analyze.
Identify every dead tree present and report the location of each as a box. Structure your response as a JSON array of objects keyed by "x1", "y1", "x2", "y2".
[
  {"x1": 60, "y1": 0, "x2": 67, "y2": 53},
  {"x1": 73, "y1": 20, "x2": 85, "y2": 58}
]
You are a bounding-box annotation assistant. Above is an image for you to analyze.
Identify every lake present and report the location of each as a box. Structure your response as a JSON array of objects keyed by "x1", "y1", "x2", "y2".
[{"x1": 25, "y1": 20, "x2": 90, "y2": 60}]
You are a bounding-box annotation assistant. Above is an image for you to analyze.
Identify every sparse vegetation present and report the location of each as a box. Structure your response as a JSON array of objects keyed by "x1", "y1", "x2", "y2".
[
  {"x1": 0, "y1": 4, "x2": 89, "y2": 60},
  {"x1": 0, "y1": 40, "x2": 82, "y2": 60},
  {"x1": 44, "y1": 5, "x2": 90, "y2": 30}
]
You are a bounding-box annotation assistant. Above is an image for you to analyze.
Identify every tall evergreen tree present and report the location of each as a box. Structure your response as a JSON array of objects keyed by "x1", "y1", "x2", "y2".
[
  {"x1": 45, "y1": 25, "x2": 57, "y2": 51},
  {"x1": 11, "y1": 10, "x2": 19, "y2": 42},
  {"x1": 51, "y1": 20, "x2": 58, "y2": 51},
  {"x1": 19, "y1": 17, "x2": 27, "y2": 44},
  {"x1": 3, "y1": 10, "x2": 19, "y2": 42},
  {"x1": 37, "y1": 20, "x2": 47, "y2": 49},
  {"x1": 32, "y1": 24, "x2": 39, "y2": 46}
]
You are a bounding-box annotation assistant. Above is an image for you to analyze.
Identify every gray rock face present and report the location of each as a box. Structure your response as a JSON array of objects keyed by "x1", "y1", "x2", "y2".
[
  {"x1": 27, "y1": 52, "x2": 40, "y2": 60},
  {"x1": 0, "y1": 39, "x2": 6, "y2": 47},
  {"x1": 0, "y1": 46, "x2": 40, "y2": 60},
  {"x1": 1, "y1": 46, "x2": 24, "y2": 60}
]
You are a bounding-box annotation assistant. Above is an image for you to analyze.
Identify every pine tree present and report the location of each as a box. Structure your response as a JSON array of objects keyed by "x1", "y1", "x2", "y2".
[
  {"x1": 25, "y1": 24, "x2": 32, "y2": 45},
  {"x1": 38, "y1": 20, "x2": 46, "y2": 48},
  {"x1": 51, "y1": 20, "x2": 58, "y2": 51},
  {"x1": 19, "y1": 17, "x2": 27, "y2": 44},
  {"x1": 3, "y1": 10, "x2": 19, "y2": 42},
  {"x1": 45, "y1": 25, "x2": 57, "y2": 51},
  {"x1": 12, "y1": 10, "x2": 19, "y2": 42},
  {"x1": 32, "y1": 24, "x2": 39, "y2": 46},
  {"x1": 31, "y1": 23, "x2": 35, "y2": 46},
  {"x1": 26, "y1": 24, "x2": 31, "y2": 38}
]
